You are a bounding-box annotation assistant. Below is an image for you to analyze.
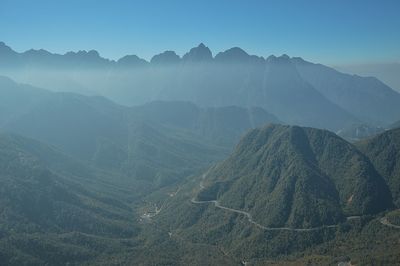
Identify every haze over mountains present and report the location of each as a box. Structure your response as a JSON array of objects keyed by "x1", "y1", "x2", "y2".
[
  {"x1": 2, "y1": 0, "x2": 400, "y2": 263},
  {"x1": 1, "y1": 40, "x2": 400, "y2": 265},
  {"x1": 1, "y1": 42, "x2": 400, "y2": 132},
  {"x1": 335, "y1": 62, "x2": 400, "y2": 93}
]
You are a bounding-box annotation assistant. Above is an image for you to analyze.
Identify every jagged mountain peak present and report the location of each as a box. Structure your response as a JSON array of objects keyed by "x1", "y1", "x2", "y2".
[
  {"x1": 182, "y1": 43, "x2": 213, "y2": 62},
  {"x1": 266, "y1": 54, "x2": 292, "y2": 64},
  {"x1": 0, "y1": 41, "x2": 17, "y2": 55},
  {"x1": 0, "y1": 41, "x2": 10, "y2": 49}
]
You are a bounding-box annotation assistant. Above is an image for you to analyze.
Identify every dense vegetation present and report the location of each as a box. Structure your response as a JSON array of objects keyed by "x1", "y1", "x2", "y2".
[
  {"x1": 152, "y1": 126, "x2": 400, "y2": 265},
  {"x1": 357, "y1": 127, "x2": 400, "y2": 206},
  {"x1": 0, "y1": 75, "x2": 399, "y2": 265},
  {"x1": 197, "y1": 124, "x2": 392, "y2": 227},
  {"x1": 0, "y1": 134, "x2": 142, "y2": 265},
  {"x1": 0, "y1": 124, "x2": 400, "y2": 265}
]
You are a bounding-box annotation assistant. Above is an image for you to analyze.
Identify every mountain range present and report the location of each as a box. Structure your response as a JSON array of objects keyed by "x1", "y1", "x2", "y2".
[
  {"x1": 1, "y1": 42, "x2": 400, "y2": 265},
  {"x1": 1, "y1": 42, "x2": 400, "y2": 131}
]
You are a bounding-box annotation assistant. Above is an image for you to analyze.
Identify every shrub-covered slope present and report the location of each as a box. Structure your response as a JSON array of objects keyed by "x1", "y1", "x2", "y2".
[
  {"x1": 357, "y1": 128, "x2": 400, "y2": 206},
  {"x1": 0, "y1": 133, "x2": 140, "y2": 265},
  {"x1": 198, "y1": 124, "x2": 392, "y2": 228}
]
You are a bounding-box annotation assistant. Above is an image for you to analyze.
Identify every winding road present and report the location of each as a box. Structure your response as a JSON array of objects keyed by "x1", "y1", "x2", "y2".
[
  {"x1": 191, "y1": 173, "x2": 343, "y2": 232},
  {"x1": 136, "y1": 171, "x2": 400, "y2": 266},
  {"x1": 142, "y1": 172, "x2": 400, "y2": 232},
  {"x1": 191, "y1": 197, "x2": 340, "y2": 232},
  {"x1": 380, "y1": 216, "x2": 400, "y2": 229},
  {"x1": 192, "y1": 174, "x2": 400, "y2": 232}
]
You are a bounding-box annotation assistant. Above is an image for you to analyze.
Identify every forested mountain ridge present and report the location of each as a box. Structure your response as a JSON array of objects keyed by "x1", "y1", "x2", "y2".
[
  {"x1": 357, "y1": 127, "x2": 400, "y2": 207},
  {"x1": 148, "y1": 125, "x2": 400, "y2": 265},
  {"x1": 195, "y1": 124, "x2": 392, "y2": 228}
]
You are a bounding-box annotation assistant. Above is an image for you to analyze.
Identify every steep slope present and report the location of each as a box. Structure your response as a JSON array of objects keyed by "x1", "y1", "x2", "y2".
[
  {"x1": 259, "y1": 56, "x2": 356, "y2": 129},
  {"x1": 197, "y1": 124, "x2": 392, "y2": 228},
  {"x1": 0, "y1": 42, "x2": 20, "y2": 67},
  {"x1": 356, "y1": 128, "x2": 400, "y2": 206},
  {"x1": 115, "y1": 122, "x2": 226, "y2": 187},
  {"x1": 0, "y1": 133, "x2": 140, "y2": 265},
  {"x1": 0, "y1": 133, "x2": 137, "y2": 234},
  {"x1": 334, "y1": 62, "x2": 400, "y2": 93},
  {"x1": 293, "y1": 58, "x2": 400, "y2": 125}
]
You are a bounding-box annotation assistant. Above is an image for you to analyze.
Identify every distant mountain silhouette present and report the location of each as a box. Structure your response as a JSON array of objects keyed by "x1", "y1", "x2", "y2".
[
  {"x1": 150, "y1": 50, "x2": 180, "y2": 64},
  {"x1": 292, "y1": 58, "x2": 400, "y2": 125},
  {"x1": 1, "y1": 42, "x2": 399, "y2": 130},
  {"x1": 0, "y1": 42, "x2": 20, "y2": 67},
  {"x1": 117, "y1": 54, "x2": 148, "y2": 67},
  {"x1": 0, "y1": 43, "x2": 112, "y2": 68},
  {"x1": 182, "y1": 43, "x2": 212, "y2": 62}
]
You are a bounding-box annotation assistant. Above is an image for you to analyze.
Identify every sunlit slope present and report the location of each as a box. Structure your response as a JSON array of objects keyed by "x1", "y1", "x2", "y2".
[{"x1": 172, "y1": 124, "x2": 392, "y2": 230}]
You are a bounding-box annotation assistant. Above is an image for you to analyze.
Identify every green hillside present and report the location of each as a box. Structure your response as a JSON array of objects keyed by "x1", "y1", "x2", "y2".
[
  {"x1": 198, "y1": 124, "x2": 392, "y2": 228},
  {"x1": 1, "y1": 76, "x2": 400, "y2": 265},
  {"x1": 150, "y1": 124, "x2": 399, "y2": 265},
  {"x1": 0, "y1": 133, "x2": 140, "y2": 265},
  {"x1": 357, "y1": 128, "x2": 400, "y2": 206}
]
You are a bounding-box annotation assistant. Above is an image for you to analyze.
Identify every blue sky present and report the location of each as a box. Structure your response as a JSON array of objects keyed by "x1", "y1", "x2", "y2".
[{"x1": 0, "y1": 0, "x2": 399, "y2": 64}]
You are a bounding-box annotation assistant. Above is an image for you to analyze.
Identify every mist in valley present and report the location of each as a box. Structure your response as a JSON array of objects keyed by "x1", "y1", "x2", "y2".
[{"x1": 1, "y1": 1, "x2": 400, "y2": 265}]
